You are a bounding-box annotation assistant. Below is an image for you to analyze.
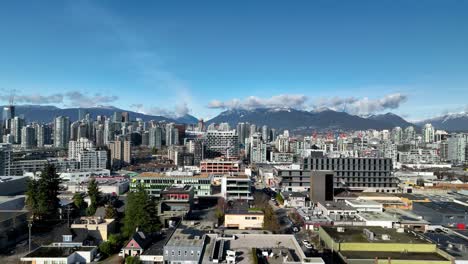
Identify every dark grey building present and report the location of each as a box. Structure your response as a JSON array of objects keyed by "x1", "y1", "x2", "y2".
[
  {"x1": 303, "y1": 157, "x2": 398, "y2": 192},
  {"x1": 277, "y1": 167, "x2": 311, "y2": 192},
  {"x1": 163, "y1": 225, "x2": 206, "y2": 264},
  {"x1": 310, "y1": 170, "x2": 334, "y2": 202},
  {"x1": 0, "y1": 176, "x2": 28, "y2": 196}
]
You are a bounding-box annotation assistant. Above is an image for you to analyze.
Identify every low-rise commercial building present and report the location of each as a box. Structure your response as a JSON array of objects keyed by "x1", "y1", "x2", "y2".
[
  {"x1": 355, "y1": 212, "x2": 397, "y2": 228},
  {"x1": 163, "y1": 223, "x2": 207, "y2": 264},
  {"x1": 319, "y1": 226, "x2": 453, "y2": 264},
  {"x1": 221, "y1": 175, "x2": 253, "y2": 201},
  {"x1": 131, "y1": 172, "x2": 212, "y2": 198},
  {"x1": 20, "y1": 246, "x2": 98, "y2": 264},
  {"x1": 224, "y1": 209, "x2": 264, "y2": 230},
  {"x1": 345, "y1": 199, "x2": 384, "y2": 212},
  {"x1": 159, "y1": 185, "x2": 194, "y2": 225},
  {"x1": 59, "y1": 169, "x2": 111, "y2": 183},
  {"x1": 70, "y1": 216, "x2": 116, "y2": 242},
  {"x1": 65, "y1": 176, "x2": 129, "y2": 195},
  {"x1": 200, "y1": 159, "x2": 241, "y2": 173}
]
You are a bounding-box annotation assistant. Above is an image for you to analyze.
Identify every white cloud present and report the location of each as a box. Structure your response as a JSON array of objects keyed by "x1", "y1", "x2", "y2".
[
  {"x1": 312, "y1": 93, "x2": 408, "y2": 115},
  {"x1": 0, "y1": 91, "x2": 119, "y2": 108},
  {"x1": 131, "y1": 102, "x2": 190, "y2": 118},
  {"x1": 0, "y1": 93, "x2": 64, "y2": 104},
  {"x1": 64, "y1": 92, "x2": 119, "y2": 108},
  {"x1": 208, "y1": 94, "x2": 308, "y2": 110}
]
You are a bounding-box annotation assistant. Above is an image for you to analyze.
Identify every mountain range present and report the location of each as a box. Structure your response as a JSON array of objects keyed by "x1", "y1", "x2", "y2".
[
  {"x1": 6, "y1": 105, "x2": 467, "y2": 132},
  {"x1": 206, "y1": 108, "x2": 417, "y2": 132},
  {"x1": 415, "y1": 112, "x2": 468, "y2": 132},
  {"x1": 7, "y1": 105, "x2": 199, "y2": 124}
]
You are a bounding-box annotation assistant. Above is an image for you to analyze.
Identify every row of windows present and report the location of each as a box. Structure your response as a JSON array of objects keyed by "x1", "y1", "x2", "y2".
[
  {"x1": 245, "y1": 216, "x2": 258, "y2": 220},
  {"x1": 165, "y1": 249, "x2": 201, "y2": 257},
  {"x1": 305, "y1": 158, "x2": 391, "y2": 166},
  {"x1": 139, "y1": 179, "x2": 210, "y2": 184}
]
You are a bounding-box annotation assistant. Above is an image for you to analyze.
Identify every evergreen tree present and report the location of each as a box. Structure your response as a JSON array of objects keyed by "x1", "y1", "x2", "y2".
[
  {"x1": 87, "y1": 178, "x2": 101, "y2": 208},
  {"x1": 123, "y1": 185, "x2": 161, "y2": 237},
  {"x1": 73, "y1": 193, "x2": 85, "y2": 209},
  {"x1": 86, "y1": 178, "x2": 101, "y2": 216},
  {"x1": 125, "y1": 256, "x2": 142, "y2": 264},
  {"x1": 26, "y1": 165, "x2": 62, "y2": 220},
  {"x1": 105, "y1": 204, "x2": 118, "y2": 219}
]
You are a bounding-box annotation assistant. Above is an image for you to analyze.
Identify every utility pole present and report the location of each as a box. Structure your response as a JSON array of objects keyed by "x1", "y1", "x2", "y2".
[
  {"x1": 27, "y1": 217, "x2": 33, "y2": 253},
  {"x1": 65, "y1": 205, "x2": 73, "y2": 226}
]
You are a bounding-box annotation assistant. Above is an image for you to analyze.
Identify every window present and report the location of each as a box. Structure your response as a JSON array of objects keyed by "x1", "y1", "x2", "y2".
[{"x1": 178, "y1": 250, "x2": 181, "y2": 256}]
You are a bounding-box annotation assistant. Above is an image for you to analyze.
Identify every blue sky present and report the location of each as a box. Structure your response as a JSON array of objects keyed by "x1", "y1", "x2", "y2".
[{"x1": 0, "y1": 0, "x2": 467, "y2": 121}]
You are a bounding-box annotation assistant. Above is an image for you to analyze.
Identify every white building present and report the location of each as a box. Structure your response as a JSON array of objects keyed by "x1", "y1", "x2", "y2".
[
  {"x1": 345, "y1": 199, "x2": 383, "y2": 212},
  {"x1": 78, "y1": 148, "x2": 107, "y2": 170},
  {"x1": 356, "y1": 212, "x2": 397, "y2": 228},
  {"x1": 249, "y1": 133, "x2": 267, "y2": 163},
  {"x1": 448, "y1": 134, "x2": 467, "y2": 165},
  {"x1": 59, "y1": 169, "x2": 111, "y2": 183},
  {"x1": 21, "y1": 246, "x2": 97, "y2": 264},
  {"x1": 422, "y1": 123, "x2": 435, "y2": 143},
  {"x1": 221, "y1": 175, "x2": 253, "y2": 201},
  {"x1": 68, "y1": 138, "x2": 95, "y2": 159}
]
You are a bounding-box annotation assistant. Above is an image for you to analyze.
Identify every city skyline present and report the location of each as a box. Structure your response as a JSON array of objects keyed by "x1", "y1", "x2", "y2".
[{"x1": 0, "y1": 1, "x2": 467, "y2": 121}]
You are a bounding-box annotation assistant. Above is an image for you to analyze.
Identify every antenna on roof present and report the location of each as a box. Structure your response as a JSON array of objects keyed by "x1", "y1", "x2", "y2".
[{"x1": 9, "y1": 89, "x2": 15, "y2": 106}]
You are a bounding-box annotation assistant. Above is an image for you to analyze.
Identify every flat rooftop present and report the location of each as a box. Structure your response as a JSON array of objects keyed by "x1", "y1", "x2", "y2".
[
  {"x1": 414, "y1": 201, "x2": 468, "y2": 215},
  {"x1": 357, "y1": 212, "x2": 398, "y2": 222},
  {"x1": 23, "y1": 246, "x2": 95, "y2": 258},
  {"x1": 225, "y1": 201, "x2": 263, "y2": 215},
  {"x1": 202, "y1": 234, "x2": 312, "y2": 264},
  {"x1": 322, "y1": 226, "x2": 430, "y2": 244},
  {"x1": 318, "y1": 201, "x2": 356, "y2": 211},
  {"x1": 398, "y1": 193, "x2": 430, "y2": 200},
  {"x1": 384, "y1": 208, "x2": 430, "y2": 224},
  {"x1": 165, "y1": 223, "x2": 208, "y2": 248},
  {"x1": 346, "y1": 199, "x2": 381, "y2": 206},
  {"x1": 341, "y1": 251, "x2": 448, "y2": 261},
  {"x1": 356, "y1": 192, "x2": 399, "y2": 198}
]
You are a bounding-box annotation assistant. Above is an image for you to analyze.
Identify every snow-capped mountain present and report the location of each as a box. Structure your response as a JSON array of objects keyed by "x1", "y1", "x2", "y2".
[
  {"x1": 207, "y1": 108, "x2": 415, "y2": 132},
  {"x1": 417, "y1": 112, "x2": 468, "y2": 131}
]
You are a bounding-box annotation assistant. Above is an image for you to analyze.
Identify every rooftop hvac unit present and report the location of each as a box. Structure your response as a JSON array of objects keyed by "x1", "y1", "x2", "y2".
[
  {"x1": 363, "y1": 228, "x2": 375, "y2": 240},
  {"x1": 381, "y1": 234, "x2": 391, "y2": 240}
]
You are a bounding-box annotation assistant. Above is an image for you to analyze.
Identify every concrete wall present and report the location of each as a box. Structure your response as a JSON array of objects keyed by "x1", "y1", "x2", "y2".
[
  {"x1": 225, "y1": 214, "x2": 264, "y2": 230},
  {"x1": 338, "y1": 243, "x2": 436, "y2": 252}
]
